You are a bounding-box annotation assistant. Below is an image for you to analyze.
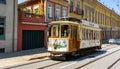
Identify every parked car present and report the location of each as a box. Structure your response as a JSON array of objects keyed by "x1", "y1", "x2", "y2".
[
  {"x1": 116, "y1": 39, "x2": 120, "y2": 44},
  {"x1": 108, "y1": 39, "x2": 116, "y2": 44}
]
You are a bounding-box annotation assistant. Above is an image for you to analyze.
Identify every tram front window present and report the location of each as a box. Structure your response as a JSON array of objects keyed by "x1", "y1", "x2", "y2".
[
  {"x1": 48, "y1": 24, "x2": 59, "y2": 37},
  {"x1": 61, "y1": 25, "x2": 70, "y2": 37},
  {"x1": 48, "y1": 24, "x2": 70, "y2": 38}
]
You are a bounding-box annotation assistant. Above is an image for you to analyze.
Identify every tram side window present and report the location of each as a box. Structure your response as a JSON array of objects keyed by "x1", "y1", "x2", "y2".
[
  {"x1": 93, "y1": 31, "x2": 95, "y2": 40},
  {"x1": 82, "y1": 28, "x2": 85, "y2": 40},
  {"x1": 86, "y1": 29, "x2": 88, "y2": 40},
  {"x1": 61, "y1": 25, "x2": 69, "y2": 37},
  {"x1": 88, "y1": 30, "x2": 90, "y2": 40},
  {"x1": 90, "y1": 30, "x2": 93, "y2": 40},
  {"x1": 97, "y1": 32, "x2": 100, "y2": 39},
  {"x1": 95, "y1": 31, "x2": 97, "y2": 40}
]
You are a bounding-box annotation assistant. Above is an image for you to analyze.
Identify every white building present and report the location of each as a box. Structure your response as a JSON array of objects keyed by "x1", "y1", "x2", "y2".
[{"x1": 0, "y1": 0, "x2": 17, "y2": 53}]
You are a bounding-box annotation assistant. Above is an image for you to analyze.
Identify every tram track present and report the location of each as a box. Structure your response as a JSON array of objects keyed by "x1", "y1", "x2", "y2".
[
  {"x1": 75, "y1": 48, "x2": 120, "y2": 69},
  {"x1": 38, "y1": 61, "x2": 63, "y2": 69},
  {"x1": 107, "y1": 57, "x2": 120, "y2": 69},
  {"x1": 3, "y1": 58, "x2": 50, "y2": 69},
  {"x1": 38, "y1": 46, "x2": 119, "y2": 69}
]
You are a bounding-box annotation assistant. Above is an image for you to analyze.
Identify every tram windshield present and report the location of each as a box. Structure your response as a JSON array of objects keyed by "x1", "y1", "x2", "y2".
[{"x1": 48, "y1": 24, "x2": 70, "y2": 38}]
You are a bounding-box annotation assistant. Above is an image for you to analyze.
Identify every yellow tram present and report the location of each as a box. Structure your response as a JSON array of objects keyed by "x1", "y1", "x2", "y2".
[{"x1": 47, "y1": 18, "x2": 102, "y2": 60}]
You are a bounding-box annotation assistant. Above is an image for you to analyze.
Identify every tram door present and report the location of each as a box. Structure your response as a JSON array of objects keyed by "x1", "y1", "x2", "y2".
[{"x1": 72, "y1": 26, "x2": 77, "y2": 50}]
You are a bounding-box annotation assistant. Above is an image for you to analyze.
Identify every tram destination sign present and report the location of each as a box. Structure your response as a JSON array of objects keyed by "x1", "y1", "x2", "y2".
[{"x1": 81, "y1": 20, "x2": 99, "y2": 28}]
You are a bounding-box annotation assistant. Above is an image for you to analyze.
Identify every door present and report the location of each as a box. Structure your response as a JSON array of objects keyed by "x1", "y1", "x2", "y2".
[
  {"x1": 71, "y1": 26, "x2": 77, "y2": 51},
  {"x1": 73, "y1": 26, "x2": 77, "y2": 50},
  {"x1": 22, "y1": 30, "x2": 44, "y2": 50}
]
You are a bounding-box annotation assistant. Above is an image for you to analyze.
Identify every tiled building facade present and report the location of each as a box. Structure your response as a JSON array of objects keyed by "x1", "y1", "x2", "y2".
[{"x1": 0, "y1": 0, "x2": 18, "y2": 53}]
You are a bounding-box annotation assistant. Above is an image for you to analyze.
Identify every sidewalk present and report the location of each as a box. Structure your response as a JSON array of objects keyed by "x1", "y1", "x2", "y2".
[
  {"x1": 0, "y1": 48, "x2": 50, "y2": 68},
  {"x1": 102, "y1": 44, "x2": 111, "y2": 47}
]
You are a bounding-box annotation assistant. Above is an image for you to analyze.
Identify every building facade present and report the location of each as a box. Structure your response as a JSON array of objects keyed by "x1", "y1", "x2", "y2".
[
  {"x1": 46, "y1": 0, "x2": 68, "y2": 22},
  {"x1": 0, "y1": 0, "x2": 18, "y2": 53},
  {"x1": 83, "y1": 0, "x2": 120, "y2": 43},
  {"x1": 18, "y1": 0, "x2": 68, "y2": 51},
  {"x1": 68, "y1": 0, "x2": 120, "y2": 43}
]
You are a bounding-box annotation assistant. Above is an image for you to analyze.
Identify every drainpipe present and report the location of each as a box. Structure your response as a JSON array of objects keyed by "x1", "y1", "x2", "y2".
[
  {"x1": 12, "y1": 0, "x2": 16, "y2": 52},
  {"x1": 44, "y1": 0, "x2": 48, "y2": 49}
]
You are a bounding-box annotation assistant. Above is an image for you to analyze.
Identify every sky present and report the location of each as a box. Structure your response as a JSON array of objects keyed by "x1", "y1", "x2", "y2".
[
  {"x1": 18, "y1": 0, "x2": 24, "y2": 4},
  {"x1": 18, "y1": 0, "x2": 120, "y2": 15},
  {"x1": 98, "y1": 0, "x2": 120, "y2": 15}
]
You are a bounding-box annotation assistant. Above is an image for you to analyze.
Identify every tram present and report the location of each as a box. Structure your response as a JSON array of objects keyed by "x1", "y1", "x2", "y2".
[{"x1": 47, "y1": 17, "x2": 102, "y2": 60}]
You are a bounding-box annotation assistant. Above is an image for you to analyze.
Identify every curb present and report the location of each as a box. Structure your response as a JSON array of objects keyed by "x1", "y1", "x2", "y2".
[
  {"x1": 27, "y1": 53, "x2": 50, "y2": 61},
  {"x1": 28, "y1": 55, "x2": 49, "y2": 61}
]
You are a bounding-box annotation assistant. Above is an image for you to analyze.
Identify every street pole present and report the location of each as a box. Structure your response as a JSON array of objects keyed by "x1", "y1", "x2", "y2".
[{"x1": 110, "y1": 9, "x2": 113, "y2": 39}]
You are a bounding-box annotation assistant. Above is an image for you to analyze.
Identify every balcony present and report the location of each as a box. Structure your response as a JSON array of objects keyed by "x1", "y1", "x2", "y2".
[
  {"x1": 18, "y1": 11, "x2": 45, "y2": 23},
  {"x1": 70, "y1": 7, "x2": 83, "y2": 15},
  {"x1": 77, "y1": 8, "x2": 83, "y2": 15}
]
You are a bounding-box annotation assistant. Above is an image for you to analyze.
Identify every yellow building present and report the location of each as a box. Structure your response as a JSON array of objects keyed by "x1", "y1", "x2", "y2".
[
  {"x1": 68, "y1": 0, "x2": 83, "y2": 19},
  {"x1": 67, "y1": 0, "x2": 120, "y2": 43}
]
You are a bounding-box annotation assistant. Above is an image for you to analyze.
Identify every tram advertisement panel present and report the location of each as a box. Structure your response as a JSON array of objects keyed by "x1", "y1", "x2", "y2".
[
  {"x1": 80, "y1": 40, "x2": 100, "y2": 48},
  {"x1": 48, "y1": 39, "x2": 68, "y2": 52}
]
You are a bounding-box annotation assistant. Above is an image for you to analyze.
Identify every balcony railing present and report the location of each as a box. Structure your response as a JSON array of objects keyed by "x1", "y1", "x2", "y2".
[
  {"x1": 18, "y1": 11, "x2": 45, "y2": 23},
  {"x1": 70, "y1": 7, "x2": 83, "y2": 15},
  {"x1": 77, "y1": 8, "x2": 83, "y2": 15}
]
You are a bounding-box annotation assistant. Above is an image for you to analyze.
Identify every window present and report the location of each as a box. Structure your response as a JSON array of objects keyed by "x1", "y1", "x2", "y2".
[
  {"x1": 90, "y1": 30, "x2": 93, "y2": 40},
  {"x1": 92, "y1": 9, "x2": 94, "y2": 22},
  {"x1": 47, "y1": 2, "x2": 54, "y2": 21},
  {"x1": 62, "y1": 7, "x2": 67, "y2": 17},
  {"x1": 0, "y1": 0, "x2": 6, "y2": 4},
  {"x1": 64, "y1": 0, "x2": 68, "y2": 2},
  {"x1": 77, "y1": 1, "x2": 81, "y2": 14},
  {"x1": 0, "y1": 17, "x2": 5, "y2": 40},
  {"x1": 70, "y1": 0, "x2": 74, "y2": 12},
  {"x1": 52, "y1": 25, "x2": 59, "y2": 37},
  {"x1": 26, "y1": 7, "x2": 32, "y2": 13},
  {"x1": 0, "y1": 48, "x2": 5, "y2": 53},
  {"x1": 84, "y1": 6, "x2": 87, "y2": 20},
  {"x1": 55, "y1": 5, "x2": 61, "y2": 21},
  {"x1": 77, "y1": 1, "x2": 80, "y2": 10},
  {"x1": 49, "y1": 24, "x2": 70, "y2": 38},
  {"x1": 33, "y1": 5, "x2": 40, "y2": 14},
  {"x1": 25, "y1": 7, "x2": 32, "y2": 17},
  {"x1": 61, "y1": 25, "x2": 70, "y2": 37},
  {"x1": 86, "y1": 9, "x2": 90, "y2": 21},
  {"x1": 82, "y1": 28, "x2": 85, "y2": 40},
  {"x1": 34, "y1": 8, "x2": 39, "y2": 14},
  {"x1": 86, "y1": 29, "x2": 88, "y2": 39}
]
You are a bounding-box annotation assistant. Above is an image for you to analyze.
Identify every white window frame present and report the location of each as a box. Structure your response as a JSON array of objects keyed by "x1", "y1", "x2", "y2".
[
  {"x1": 55, "y1": 5, "x2": 61, "y2": 21},
  {"x1": 0, "y1": 17, "x2": 5, "y2": 40},
  {"x1": 47, "y1": 2, "x2": 54, "y2": 21},
  {"x1": 62, "y1": 7, "x2": 67, "y2": 17},
  {"x1": 0, "y1": 0, "x2": 6, "y2": 4}
]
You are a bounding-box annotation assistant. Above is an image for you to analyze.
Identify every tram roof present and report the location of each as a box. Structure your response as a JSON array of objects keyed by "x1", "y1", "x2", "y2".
[
  {"x1": 49, "y1": 20, "x2": 101, "y2": 29},
  {"x1": 49, "y1": 21, "x2": 79, "y2": 25}
]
